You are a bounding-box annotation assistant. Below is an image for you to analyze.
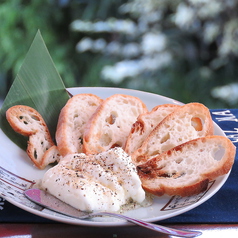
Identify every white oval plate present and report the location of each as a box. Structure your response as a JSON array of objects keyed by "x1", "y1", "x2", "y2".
[{"x1": 0, "y1": 87, "x2": 230, "y2": 227}]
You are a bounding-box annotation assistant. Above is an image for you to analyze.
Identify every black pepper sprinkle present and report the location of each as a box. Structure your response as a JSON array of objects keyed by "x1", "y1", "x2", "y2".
[{"x1": 45, "y1": 147, "x2": 144, "y2": 212}]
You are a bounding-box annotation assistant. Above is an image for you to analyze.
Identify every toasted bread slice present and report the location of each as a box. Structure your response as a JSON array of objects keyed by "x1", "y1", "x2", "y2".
[
  {"x1": 125, "y1": 104, "x2": 181, "y2": 155},
  {"x1": 83, "y1": 94, "x2": 148, "y2": 154},
  {"x1": 132, "y1": 103, "x2": 214, "y2": 165},
  {"x1": 137, "y1": 135, "x2": 236, "y2": 197},
  {"x1": 6, "y1": 105, "x2": 57, "y2": 169},
  {"x1": 56, "y1": 93, "x2": 103, "y2": 156},
  {"x1": 41, "y1": 145, "x2": 61, "y2": 167}
]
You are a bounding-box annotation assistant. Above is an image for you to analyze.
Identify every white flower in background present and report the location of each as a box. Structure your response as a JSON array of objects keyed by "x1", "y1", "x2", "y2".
[
  {"x1": 137, "y1": 17, "x2": 149, "y2": 33},
  {"x1": 76, "y1": 38, "x2": 106, "y2": 53},
  {"x1": 71, "y1": 20, "x2": 93, "y2": 32},
  {"x1": 174, "y1": 3, "x2": 194, "y2": 29},
  {"x1": 77, "y1": 39, "x2": 140, "y2": 57},
  {"x1": 72, "y1": 18, "x2": 137, "y2": 35},
  {"x1": 189, "y1": 0, "x2": 207, "y2": 4},
  {"x1": 119, "y1": 0, "x2": 156, "y2": 16},
  {"x1": 211, "y1": 83, "x2": 238, "y2": 105},
  {"x1": 141, "y1": 52, "x2": 172, "y2": 71},
  {"x1": 101, "y1": 51, "x2": 172, "y2": 83},
  {"x1": 106, "y1": 41, "x2": 122, "y2": 55},
  {"x1": 194, "y1": 1, "x2": 223, "y2": 19},
  {"x1": 122, "y1": 43, "x2": 141, "y2": 58},
  {"x1": 93, "y1": 21, "x2": 111, "y2": 32},
  {"x1": 141, "y1": 32, "x2": 167, "y2": 55},
  {"x1": 119, "y1": 2, "x2": 132, "y2": 14},
  {"x1": 219, "y1": 20, "x2": 238, "y2": 56},
  {"x1": 111, "y1": 19, "x2": 137, "y2": 35},
  {"x1": 203, "y1": 22, "x2": 220, "y2": 43},
  {"x1": 76, "y1": 37, "x2": 93, "y2": 52},
  {"x1": 139, "y1": 11, "x2": 162, "y2": 25},
  {"x1": 101, "y1": 60, "x2": 141, "y2": 83},
  {"x1": 101, "y1": 66, "x2": 118, "y2": 82},
  {"x1": 92, "y1": 38, "x2": 107, "y2": 52}
]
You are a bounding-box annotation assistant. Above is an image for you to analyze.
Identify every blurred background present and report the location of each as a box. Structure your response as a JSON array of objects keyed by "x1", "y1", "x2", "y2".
[{"x1": 1, "y1": 0, "x2": 238, "y2": 108}]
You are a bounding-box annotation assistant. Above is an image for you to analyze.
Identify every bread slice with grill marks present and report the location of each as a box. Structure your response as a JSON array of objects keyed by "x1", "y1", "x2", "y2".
[
  {"x1": 83, "y1": 94, "x2": 148, "y2": 155},
  {"x1": 6, "y1": 105, "x2": 59, "y2": 169},
  {"x1": 125, "y1": 104, "x2": 181, "y2": 155},
  {"x1": 137, "y1": 135, "x2": 236, "y2": 197},
  {"x1": 132, "y1": 103, "x2": 214, "y2": 165},
  {"x1": 56, "y1": 93, "x2": 103, "y2": 156}
]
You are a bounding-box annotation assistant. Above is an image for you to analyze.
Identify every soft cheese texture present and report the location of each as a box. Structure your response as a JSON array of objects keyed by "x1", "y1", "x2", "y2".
[{"x1": 41, "y1": 148, "x2": 145, "y2": 212}]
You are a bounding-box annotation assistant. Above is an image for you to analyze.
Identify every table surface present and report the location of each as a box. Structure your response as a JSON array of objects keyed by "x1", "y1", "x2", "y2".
[{"x1": 0, "y1": 223, "x2": 238, "y2": 238}]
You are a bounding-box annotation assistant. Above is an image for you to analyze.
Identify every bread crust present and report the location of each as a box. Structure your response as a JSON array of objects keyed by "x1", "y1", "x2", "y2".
[
  {"x1": 83, "y1": 94, "x2": 148, "y2": 155},
  {"x1": 132, "y1": 103, "x2": 214, "y2": 165},
  {"x1": 125, "y1": 104, "x2": 180, "y2": 155},
  {"x1": 6, "y1": 105, "x2": 57, "y2": 169},
  {"x1": 56, "y1": 93, "x2": 103, "y2": 156},
  {"x1": 137, "y1": 135, "x2": 236, "y2": 197}
]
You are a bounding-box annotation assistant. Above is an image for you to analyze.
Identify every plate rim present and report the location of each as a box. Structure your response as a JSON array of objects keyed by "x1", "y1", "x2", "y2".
[{"x1": 0, "y1": 86, "x2": 231, "y2": 227}]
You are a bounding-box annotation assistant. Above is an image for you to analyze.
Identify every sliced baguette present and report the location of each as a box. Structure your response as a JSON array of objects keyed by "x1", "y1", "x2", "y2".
[
  {"x1": 132, "y1": 103, "x2": 213, "y2": 165},
  {"x1": 125, "y1": 104, "x2": 181, "y2": 155},
  {"x1": 6, "y1": 105, "x2": 58, "y2": 169},
  {"x1": 137, "y1": 135, "x2": 236, "y2": 197},
  {"x1": 56, "y1": 93, "x2": 103, "y2": 156},
  {"x1": 83, "y1": 94, "x2": 148, "y2": 155}
]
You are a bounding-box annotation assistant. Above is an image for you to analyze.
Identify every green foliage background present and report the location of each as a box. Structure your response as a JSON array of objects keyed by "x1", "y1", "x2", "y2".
[{"x1": 1, "y1": 0, "x2": 238, "y2": 108}]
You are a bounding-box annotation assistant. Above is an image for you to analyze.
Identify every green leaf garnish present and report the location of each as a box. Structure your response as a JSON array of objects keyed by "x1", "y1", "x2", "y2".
[{"x1": 0, "y1": 30, "x2": 70, "y2": 149}]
